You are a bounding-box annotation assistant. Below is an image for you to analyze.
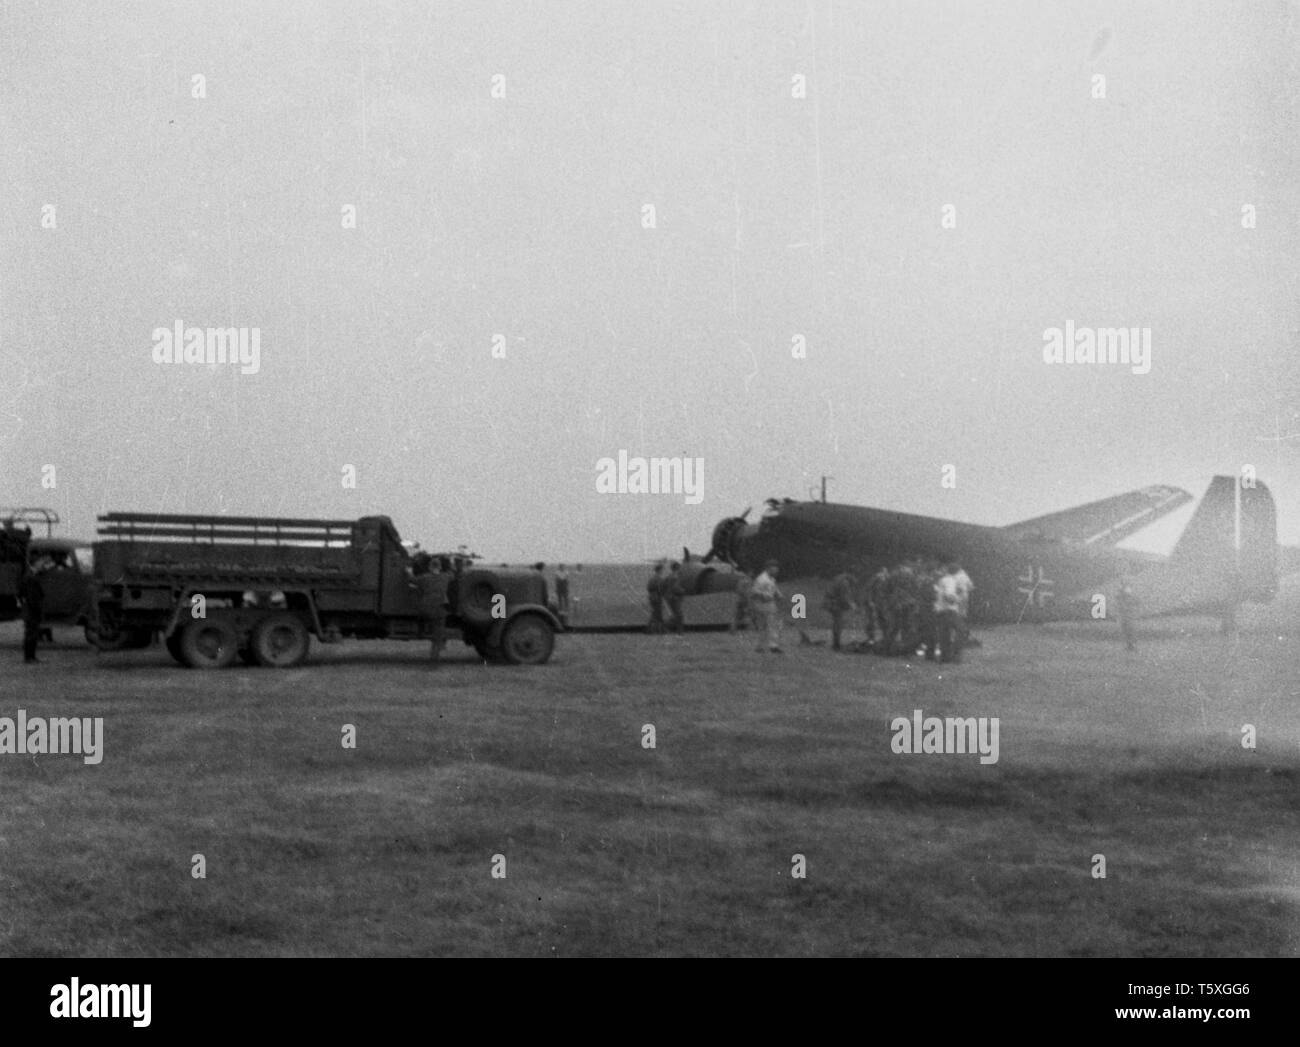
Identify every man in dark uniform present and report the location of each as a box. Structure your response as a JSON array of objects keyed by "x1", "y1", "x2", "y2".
[
  {"x1": 884, "y1": 564, "x2": 918, "y2": 656},
  {"x1": 646, "y1": 563, "x2": 666, "y2": 634},
  {"x1": 823, "y1": 570, "x2": 857, "y2": 651},
  {"x1": 554, "y1": 564, "x2": 572, "y2": 627},
  {"x1": 19, "y1": 561, "x2": 47, "y2": 664},
  {"x1": 916, "y1": 560, "x2": 941, "y2": 661},
  {"x1": 412, "y1": 557, "x2": 450, "y2": 663},
  {"x1": 868, "y1": 567, "x2": 890, "y2": 650},
  {"x1": 663, "y1": 561, "x2": 686, "y2": 635},
  {"x1": 730, "y1": 570, "x2": 753, "y2": 632}
]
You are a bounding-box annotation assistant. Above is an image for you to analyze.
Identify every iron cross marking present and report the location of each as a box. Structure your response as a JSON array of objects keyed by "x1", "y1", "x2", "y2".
[{"x1": 1017, "y1": 564, "x2": 1054, "y2": 607}]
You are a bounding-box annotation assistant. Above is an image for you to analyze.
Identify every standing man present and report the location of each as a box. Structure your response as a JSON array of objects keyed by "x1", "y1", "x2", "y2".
[
  {"x1": 951, "y1": 563, "x2": 976, "y2": 647},
  {"x1": 750, "y1": 560, "x2": 784, "y2": 653},
  {"x1": 885, "y1": 564, "x2": 918, "y2": 656},
  {"x1": 555, "y1": 564, "x2": 572, "y2": 627},
  {"x1": 412, "y1": 556, "x2": 450, "y2": 664},
  {"x1": 823, "y1": 570, "x2": 857, "y2": 652},
  {"x1": 868, "y1": 567, "x2": 890, "y2": 651},
  {"x1": 646, "y1": 563, "x2": 666, "y2": 634},
  {"x1": 731, "y1": 570, "x2": 753, "y2": 632},
  {"x1": 663, "y1": 562, "x2": 686, "y2": 635},
  {"x1": 18, "y1": 559, "x2": 48, "y2": 664},
  {"x1": 934, "y1": 563, "x2": 963, "y2": 663},
  {"x1": 917, "y1": 561, "x2": 941, "y2": 661}
]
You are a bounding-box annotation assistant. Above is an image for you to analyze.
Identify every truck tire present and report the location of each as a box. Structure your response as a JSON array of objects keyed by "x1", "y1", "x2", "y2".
[
  {"x1": 179, "y1": 619, "x2": 239, "y2": 669},
  {"x1": 250, "y1": 613, "x2": 310, "y2": 668},
  {"x1": 499, "y1": 613, "x2": 554, "y2": 665},
  {"x1": 165, "y1": 632, "x2": 186, "y2": 665}
]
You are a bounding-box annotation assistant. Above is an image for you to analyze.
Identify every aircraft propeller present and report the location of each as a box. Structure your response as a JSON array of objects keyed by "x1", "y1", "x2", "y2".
[{"x1": 703, "y1": 507, "x2": 751, "y2": 565}]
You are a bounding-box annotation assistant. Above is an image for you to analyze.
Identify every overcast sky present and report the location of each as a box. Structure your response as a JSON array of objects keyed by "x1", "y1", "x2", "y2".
[{"x1": 2, "y1": 0, "x2": 1297, "y2": 559}]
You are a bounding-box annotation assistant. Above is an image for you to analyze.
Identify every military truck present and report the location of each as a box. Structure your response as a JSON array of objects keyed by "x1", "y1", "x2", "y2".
[{"x1": 92, "y1": 512, "x2": 560, "y2": 668}]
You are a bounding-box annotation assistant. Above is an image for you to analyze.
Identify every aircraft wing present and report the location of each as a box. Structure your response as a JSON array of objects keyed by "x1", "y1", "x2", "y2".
[{"x1": 1003, "y1": 485, "x2": 1192, "y2": 547}]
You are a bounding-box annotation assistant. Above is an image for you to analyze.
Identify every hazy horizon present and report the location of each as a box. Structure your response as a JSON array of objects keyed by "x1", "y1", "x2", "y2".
[{"x1": 3, "y1": 1, "x2": 1297, "y2": 560}]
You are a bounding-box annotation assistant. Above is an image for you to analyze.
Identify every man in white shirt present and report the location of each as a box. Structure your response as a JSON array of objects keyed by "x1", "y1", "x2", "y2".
[
  {"x1": 749, "y1": 560, "x2": 784, "y2": 653},
  {"x1": 933, "y1": 564, "x2": 963, "y2": 663},
  {"x1": 952, "y1": 565, "x2": 975, "y2": 645}
]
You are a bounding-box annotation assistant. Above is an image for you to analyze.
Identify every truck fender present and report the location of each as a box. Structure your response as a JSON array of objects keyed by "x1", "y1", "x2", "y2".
[{"x1": 486, "y1": 603, "x2": 563, "y2": 645}]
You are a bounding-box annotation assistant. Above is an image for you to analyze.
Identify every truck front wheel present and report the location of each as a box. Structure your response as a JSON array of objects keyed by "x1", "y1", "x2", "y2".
[
  {"x1": 500, "y1": 614, "x2": 555, "y2": 665},
  {"x1": 251, "y1": 613, "x2": 310, "y2": 668},
  {"x1": 179, "y1": 619, "x2": 239, "y2": 669}
]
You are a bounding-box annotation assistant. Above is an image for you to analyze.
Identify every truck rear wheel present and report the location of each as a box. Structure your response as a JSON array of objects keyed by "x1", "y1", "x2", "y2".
[
  {"x1": 251, "y1": 613, "x2": 310, "y2": 668},
  {"x1": 179, "y1": 619, "x2": 239, "y2": 669},
  {"x1": 165, "y1": 632, "x2": 186, "y2": 665},
  {"x1": 500, "y1": 613, "x2": 554, "y2": 665}
]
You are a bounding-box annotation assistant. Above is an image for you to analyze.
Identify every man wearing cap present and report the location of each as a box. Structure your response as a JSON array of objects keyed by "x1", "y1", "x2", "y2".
[{"x1": 749, "y1": 560, "x2": 784, "y2": 653}]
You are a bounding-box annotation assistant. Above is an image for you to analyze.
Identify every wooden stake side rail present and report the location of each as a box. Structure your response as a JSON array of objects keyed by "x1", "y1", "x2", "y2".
[{"x1": 97, "y1": 514, "x2": 360, "y2": 548}]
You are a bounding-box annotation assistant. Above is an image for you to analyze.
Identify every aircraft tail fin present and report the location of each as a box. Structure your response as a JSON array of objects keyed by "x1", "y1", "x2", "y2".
[
  {"x1": 1005, "y1": 484, "x2": 1192, "y2": 546},
  {"x1": 1166, "y1": 475, "x2": 1278, "y2": 606}
]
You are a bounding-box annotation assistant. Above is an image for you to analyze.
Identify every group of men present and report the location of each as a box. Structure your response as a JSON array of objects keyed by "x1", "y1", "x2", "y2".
[
  {"x1": 529, "y1": 562, "x2": 575, "y2": 627},
  {"x1": 648, "y1": 556, "x2": 974, "y2": 661},
  {"x1": 721, "y1": 558, "x2": 976, "y2": 662},
  {"x1": 822, "y1": 559, "x2": 974, "y2": 662}
]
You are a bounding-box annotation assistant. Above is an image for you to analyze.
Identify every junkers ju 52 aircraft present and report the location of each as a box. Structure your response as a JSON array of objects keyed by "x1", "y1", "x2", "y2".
[{"x1": 699, "y1": 478, "x2": 1285, "y2": 625}]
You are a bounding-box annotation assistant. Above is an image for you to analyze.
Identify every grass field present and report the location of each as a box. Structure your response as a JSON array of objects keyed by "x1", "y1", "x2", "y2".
[{"x1": 1, "y1": 593, "x2": 1298, "y2": 957}]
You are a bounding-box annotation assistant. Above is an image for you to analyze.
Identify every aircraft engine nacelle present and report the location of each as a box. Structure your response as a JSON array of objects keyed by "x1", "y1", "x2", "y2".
[
  {"x1": 709, "y1": 516, "x2": 752, "y2": 566},
  {"x1": 676, "y1": 560, "x2": 742, "y2": 597}
]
